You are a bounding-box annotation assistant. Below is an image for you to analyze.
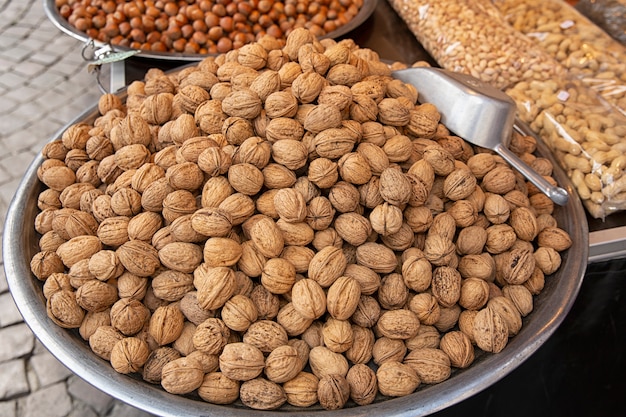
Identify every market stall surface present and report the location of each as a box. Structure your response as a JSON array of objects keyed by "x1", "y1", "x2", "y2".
[{"x1": 0, "y1": 1, "x2": 155, "y2": 416}]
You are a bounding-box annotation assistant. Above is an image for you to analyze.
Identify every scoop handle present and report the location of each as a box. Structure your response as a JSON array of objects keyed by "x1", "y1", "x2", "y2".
[{"x1": 494, "y1": 144, "x2": 569, "y2": 206}]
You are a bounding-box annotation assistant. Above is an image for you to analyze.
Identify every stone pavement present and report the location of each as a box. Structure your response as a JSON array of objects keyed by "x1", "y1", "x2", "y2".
[{"x1": 0, "y1": 1, "x2": 157, "y2": 416}]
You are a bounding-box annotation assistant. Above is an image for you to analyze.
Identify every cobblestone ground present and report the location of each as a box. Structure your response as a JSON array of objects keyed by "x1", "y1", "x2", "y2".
[{"x1": 0, "y1": 2, "x2": 156, "y2": 416}]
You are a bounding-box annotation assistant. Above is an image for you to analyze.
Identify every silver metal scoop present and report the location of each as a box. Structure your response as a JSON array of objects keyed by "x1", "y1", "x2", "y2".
[{"x1": 392, "y1": 67, "x2": 569, "y2": 206}]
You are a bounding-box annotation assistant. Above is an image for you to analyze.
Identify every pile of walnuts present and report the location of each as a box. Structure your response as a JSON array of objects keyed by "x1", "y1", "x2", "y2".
[{"x1": 30, "y1": 28, "x2": 572, "y2": 410}]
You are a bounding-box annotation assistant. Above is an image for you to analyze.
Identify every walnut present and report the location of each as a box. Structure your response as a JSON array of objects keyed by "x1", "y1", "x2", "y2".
[
  {"x1": 434, "y1": 304, "x2": 462, "y2": 333},
  {"x1": 290, "y1": 278, "x2": 326, "y2": 320},
  {"x1": 408, "y1": 293, "x2": 441, "y2": 326},
  {"x1": 172, "y1": 322, "x2": 197, "y2": 356},
  {"x1": 264, "y1": 344, "x2": 302, "y2": 383},
  {"x1": 401, "y1": 255, "x2": 432, "y2": 293},
  {"x1": 405, "y1": 325, "x2": 441, "y2": 350},
  {"x1": 458, "y1": 277, "x2": 490, "y2": 311},
  {"x1": 372, "y1": 336, "x2": 407, "y2": 365},
  {"x1": 355, "y1": 242, "x2": 397, "y2": 274},
  {"x1": 334, "y1": 212, "x2": 372, "y2": 246},
  {"x1": 458, "y1": 253, "x2": 495, "y2": 282},
  {"x1": 376, "y1": 309, "x2": 420, "y2": 340},
  {"x1": 262, "y1": 163, "x2": 297, "y2": 189},
  {"x1": 378, "y1": 273, "x2": 409, "y2": 310},
  {"x1": 317, "y1": 374, "x2": 350, "y2": 410},
  {"x1": 346, "y1": 364, "x2": 377, "y2": 406},
  {"x1": 335, "y1": 153, "x2": 371, "y2": 186},
  {"x1": 30, "y1": 250, "x2": 65, "y2": 281},
  {"x1": 147, "y1": 303, "x2": 184, "y2": 346},
  {"x1": 140, "y1": 93, "x2": 173, "y2": 125},
  {"x1": 42, "y1": 272, "x2": 72, "y2": 301},
  {"x1": 431, "y1": 266, "x2": 462, "y2": 308},
  {"x1": 194, "y1": 264, "x2": 237, "y2": 310},
  {"x1": 260, "y1": 257, "x2": 296, "y2": 295},
  {"x1": 202, "y1": 237, "x2": 243, "y2": 268},
  {"x1": 76, "y1": 279, "x2": 118, "y2": 313},
  {"x1": 116, "y1": 239, "x2": 160, "y2": 277},
  {"x1": 220, "y1": 294, "x2": 258, "y2": 332},
  {"x1": 314, "y1": 127, "x2": 357, "y2": 160},
  {"x1": 467, "y1": 153, "x2": 497, "y2": 179},
  {"x1": 161, "y1": 356, "x2": 205, "y2": 394},
  {"x1": 222, "y1": 88, "x2": 262, "y2": 119},
  {"x1": 191, "y1": 317, "x2": 229, "y2": 355},
  {"x1": 142, "y1": 347, "x2": 181, "y2": 384},
  {"x1": 248, "y1": 70, "x2": 280, "y2": 102},
  {"x1": 271, "y1": 139, "x2": 308, "y2": 170},
  {"x1": 321, "y1": 317, "x2": 353, "y2": 353},
  {"x1": 308, "y1": 245, "x2": 347, "y2": 287},
  {"x1": 439, "y1": 331, "x2": 474, "y2": 369},
  {"x1": 502, "y1": 284, "x2": 534, "y2": 317},
  {"x1": 302, "y1": 104, "x2": 342, "y2": 135},
  {"x1": 243, "y1": 320, "x2": 288, "y2": 353},
  {"x1": 377, "y1": 167, "x2": 411, "y2": 206},
  {"x1": 272, "y1": 188, "x2": 306, "y2": 224},
  {"x1": 88, "y1": 325, "x2": 124, "y2": 360},
  {"x1": 276, "y1": 303, "x2": 313, "y2": 336},
  {"x1": 367, "y1": 203, "x2": 402, "y2": 237},
  {"x1": 482, "y1": 165, "x2": 517, "y2": 194},
  {"x1": 403, "y1": 348, "x2": 451, "y2": 384},
  {"x1": 529, "y1": 246, "x2": 561, "y2": 279},
  {"x1": 345, "y1": 325, "x2": 374, "y2": 364},
  {"x1": 247, "y1": 215, "x2": 284, "y2": 258},
  {"x1": 473, "y1": 306, "x2": 509, "y2": 353},
  {"x1": 537, "y1": 226, "x2": 572, "y2": 251},
  {"x1": 423, "y1": 233, "x2": 455, "y2": 267},
  {"x1": 127, "y1": 211, "x2": 162, "y2": 242},
  {"x1": 219, "y1": 342, "x2": 265, "y2": 381},
  {"x1": 110, "y1": 298, "x2": 150, "y2": 336},
  {"x1": 56, "y1": 235, "x2": 102, "y2": 268},
  {"x1": 198, "y1": 372, "x2": 241, "y2": 405},
  {"x1": 109, "y1": 337, "x2": 150, "y2": 374},
  {"x1": 46, "y1": 289, "x2": 85, "y2": 329},
  {"x1": 280, "y1": 245, "x2": 314, "y2": 274},
  {"x1": 147, "y1": 269, "x2": 189, "y2": 301},
  {"x1": 500, "y1": 247, "x2": 536, "y2": 285},
  {"x1": 249, "y1": 284, "x2": 280, "y2": 320},
  {"x1": 376, "y1": 361, "x2": 420, "y2": 397},
  {"x1": 456, "y1": 225, "x2": 488, "y2": 256},
  {"x1": 324, "y1": 275, "x2": 360, "y2": 320},
  {"x1": 240, "y1": 377, "x2": 287, "y2": 410},
  {"x1": 350, "y1": 295, "x2": 381, "y2": 329},
  {"x1": 382, "y1": 134, "x2": 413, "y2": 164},
  {"x1": 308, "y1": 346, "x2": 349, "y2": 379},
  {"x1": 488, "y1": 296, "x2": 522, "y2": 337},
  {"x1": 485, "y1": 224, "x2": 517, "y2": 254},
  {"x1": 283, "y1": 372, "x2": 319, "y2": 407}
]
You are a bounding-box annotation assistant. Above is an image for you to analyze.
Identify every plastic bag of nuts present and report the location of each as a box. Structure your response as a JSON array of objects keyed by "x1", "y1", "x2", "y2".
[
  {"x1": 387, "y1": 0, "x2": 626, "y2": 218},
  {"x1": 492, "y1": 0, "x2": 626, "y2": 117},
  {"x1": 32, "y1": 27, "x2": 574, "y2": 411},
  {"x1": 386, "y1": 0, "x2": 569, "y2": 90},
  {"x1": 576, "y1": 0, "x2": 626, "y2": 46}
]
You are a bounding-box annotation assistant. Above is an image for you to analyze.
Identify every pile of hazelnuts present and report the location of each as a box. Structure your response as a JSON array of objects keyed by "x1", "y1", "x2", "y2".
[{"x1": 56, "y1": 0, "x2": 364, "y2": 55}]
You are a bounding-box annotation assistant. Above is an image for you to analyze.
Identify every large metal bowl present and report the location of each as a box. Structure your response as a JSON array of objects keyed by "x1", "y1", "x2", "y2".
[
  {"x1": 4, "y1": 91, "x2": 588, "y2": 416},
  {"x1": 43, "y1": 0, "x2": 379, "y2": 61}
]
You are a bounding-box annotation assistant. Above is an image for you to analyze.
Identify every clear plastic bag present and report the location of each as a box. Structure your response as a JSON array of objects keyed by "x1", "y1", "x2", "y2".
[
  {"x1": 576, "y1": 0, "x2": 626, "y2": 45},
  {"x1": 387, "y1": 0, "x2": 626, "y2": 218},
  {"x1": 492, "y1": 0, "x2": 626, "y2": 117},
  {"x1": 386, "y1": 0, "x2": 567, "y2": 90}
]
